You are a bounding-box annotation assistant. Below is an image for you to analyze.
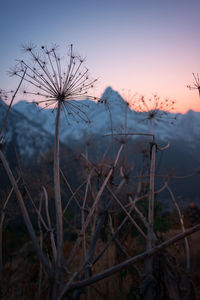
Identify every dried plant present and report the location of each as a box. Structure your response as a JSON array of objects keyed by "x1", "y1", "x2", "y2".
[
  {"x1": 130, "y1": 94, "x2": 176, "y2": 134},
  {"x1": 4, "y1": 43, "x2": 98, "y2": 298},
  {"x1": 187, "y1": 73, "x2": 200, "y2": 96},
  {"x1": 10, "y1": 43, "x2": 97, "y2": 123}
]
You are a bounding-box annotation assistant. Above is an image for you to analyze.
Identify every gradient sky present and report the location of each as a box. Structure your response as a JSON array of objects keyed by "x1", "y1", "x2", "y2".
[{"x1": 1, "y1": 0, "x2": 200, "y2": 113}]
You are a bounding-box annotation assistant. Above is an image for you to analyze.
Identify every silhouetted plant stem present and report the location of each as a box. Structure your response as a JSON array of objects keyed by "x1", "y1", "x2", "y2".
[
  {"x1": 53, "y1": 99, "x2": 63, "y2": 296},
  {"x1": 128, "y1": 195, "x2": 157, "y2": 242},
  {"x1": 67, "y1": 223, "x2": 200, "y2": 293},
  {"x1": 0, "y1": 149, "x2": 53, "y2": 278},
  {"x1": 166, "y1": 184, "x2": 190, "y2": 273},
  {"x1": 76, "y1": 174, "x2": 128, "y2": 299},
  {"x1": 58, "y1": 272, "x2": 79, "y2": 300},
  {"x1": 66, "y1": 144, "x2": 124, "y2": 267},
  {"x1": 108, "y1": 215, "x2": 131, "y2": 258},
  {"x1": 81, "y1": 170, "x2": 94, "y2": 264},
  {"x1": 92, "y1": 176, "x2": 142, "y2": 266},
  {"x1": 0, "y1": 69, "x2": 26, "y2": 136},
  {"x1": 145, "y1": 142, "x2": 156, "y2": 289},
  {"x1": 23, "y1": 184, "x2": 49, "y2": 231},
  {"x1": 43, "y1": 186, "x2": 57, "y2": 263},
  {"x1": 37, "y1": 194, "x2": 43, "y2": 300},
  {"x1": 107, "y1": 186, "x2": 147, "y2": 238},
  {"x1": 125, "y1": 181, "x2": 168, "y2": 209},
  {"x1": 74, "y1": 172, "x2": 93, "y2": 300},
  {"x1": 73, "y1": 213, "x2": 105, "y2": 299},
  {"x1": 60, "y1": 168, "x2": 81, "y2": 211},
  {"x1": 109, "y1": 216, "x2": 143, "y2": 277}
]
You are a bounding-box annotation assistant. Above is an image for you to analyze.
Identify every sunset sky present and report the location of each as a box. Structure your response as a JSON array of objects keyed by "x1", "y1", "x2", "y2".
[{"x1": 1, "y1": 0, "x2": 200, "y2": 113}]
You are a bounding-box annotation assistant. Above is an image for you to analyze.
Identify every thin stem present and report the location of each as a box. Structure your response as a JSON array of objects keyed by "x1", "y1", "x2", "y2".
[
  {"x1": 68, "y1": 223, "x2": 200, "y2": 293},
  {"x1": 60, "y1": 169, "x2": 81, "y2": 210},
  {"x1": 92, "y1": 174, "x2": 143, "y2": 266},
  {"x1": 166, "y1": 184, "x2": 190, "y2": 273},
  {"x1": 66, "y1": 144, "x2": 124, "y2": 267},
  {"x1": 37, "y1": 194, "x2": 44, "y2": 300},
  {"x1": 0, "y1": 69, "x2": 26, "y2": 136},
  {"x1": 145, "y1": 143, "x2": 156, "y2": 276},
  {"x1": 81, "y1": 170, "x2": 94, "y2": 264},
  {"x1": 53, "y1": 99, "x2": 63, "y2": 293},
  {"x1": 107, "y1": 186, "x2": 146, "y2": 239},
  {"x1": 43, "y1": 186, "x2": 57, "y2": 263}
]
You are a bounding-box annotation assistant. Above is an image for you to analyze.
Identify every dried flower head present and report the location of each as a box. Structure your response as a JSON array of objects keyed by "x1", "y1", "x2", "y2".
[
  {"x1": 131, "y1": 94, "x2": 176, "y2": 127},
  {"x1": 10, "y1": 43, "x2": 97, "y2": 123},
  {"x1": 187, "y1": 73, "x2": 200, "y2": 96}
]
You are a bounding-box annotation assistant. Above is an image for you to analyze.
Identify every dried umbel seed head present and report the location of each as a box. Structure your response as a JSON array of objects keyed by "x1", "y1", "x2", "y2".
[
  {"x1": 130, "y1": 94, "x2": 176, "y2": 127},
  {"x1": 187, "y1": 73, "x2": 200, "y2": 96},
  {"x1": 10, "y1": 43, "x2": 98, "y2": 123}
]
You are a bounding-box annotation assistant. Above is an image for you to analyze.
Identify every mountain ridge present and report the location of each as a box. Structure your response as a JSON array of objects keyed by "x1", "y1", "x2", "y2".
[
  {"x1": 1, "y1": 87, "x2": 200, "y2": 205},
  {"x1": 1, "y1": 86, "x2": 200, "y2": 161},
  {"x1": 11, "y1": 87, "x2": 200, "y2": 144}
]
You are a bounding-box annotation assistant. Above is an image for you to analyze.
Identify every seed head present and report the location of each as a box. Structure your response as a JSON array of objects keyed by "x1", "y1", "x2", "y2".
[
  {"x1": 131, "y1": 94, "x2": 176, "y2": 127},
  {"x1": 10, "y1": 43, "x2": 97, "y2": 123},
  {"x1": 187, "y1": 73, "x2": 200, "y2": 96}
]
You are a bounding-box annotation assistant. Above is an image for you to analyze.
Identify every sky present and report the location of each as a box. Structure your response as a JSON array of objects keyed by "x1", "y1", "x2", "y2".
[{"x1": 1, "y1": 0, "x2": 200, "y2": 113}]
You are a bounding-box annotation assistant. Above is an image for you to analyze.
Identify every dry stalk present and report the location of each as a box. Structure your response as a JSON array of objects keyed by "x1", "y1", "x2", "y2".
[
  {"x1": 37, "y1": 194, "x2": 44, "y2": 300},
  {"x1": 104, "y1": 132, "x2": 154, "y2": 138},
  {"x1": 60, "y1": 168, "x2": 81, "y2": 210},
  {"x1": 144, "y1": 141, "x2": 156, "y2": 291},
  {"x1": 66, "y1": 144, "x2": 124, "y2": 267},
  {"x1": 108, "y1": 215, "x2": 130, "y2": 258},
  {"x1": 108, "y1": 214, "x2": 143, "y2": 277},
  {"x1": 63, "y1": 180, "x2": 87, "y2": 215},
  {"x1": 23, "y1": 185, "x2": 50, "y2": 232},
  {"x1": 107, "y1": 186, "x2": 146, "y2": 238},
  {"x1": 78, "y1": 175, "x2": 127, "y2": 284},
  {"x1": 92, "y1": 177, "x2": 143, "y2": 266},
  {"x1": 67, "y1": 223, "x2": 200, "y2": 293},
  {"x1": 75, "y1": 171, "x2": 128, "y2": 299},
  {"x1": 0, "y1": 69, "x2": 26, "y2": 136},
  {"x1": 166, "y1": 184, "x2": 190, "y2": 273},
  {"x1": 147, "y1": 144, "x2": 156, "y2": 244},
  {"x1": 54, "y1": 100, "x2": 63, "y2": 272},
  {"x1": 58, "y1": 272, "x2": 79, "y2": 300},
  {"x1": 43, "y1": 186, "x2": 57, "y2": 263},
  {"x1": 125, "y1": 180, "x2": 168, "y2": 209},
  {"x1": 128, "y1": 195, "x2": 157, "y2": 242},
  {"x1": 81, "y1": 169, "x2": 95, "y2": 265}
]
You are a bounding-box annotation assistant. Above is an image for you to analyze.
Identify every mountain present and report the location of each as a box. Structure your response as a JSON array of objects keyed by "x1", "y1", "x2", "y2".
[
  {"x1": 1, "y1": 86, "x2": 200, "y2": 164},
  {"x1": 0, "y1": 99, "x2": 54, "y2": 162},
  {"x1": 11, "y1": 87, "x2": 200, "y2": 146},
  {"x1": 1, "y1": 87, "x2": 200, "y2": 207}
]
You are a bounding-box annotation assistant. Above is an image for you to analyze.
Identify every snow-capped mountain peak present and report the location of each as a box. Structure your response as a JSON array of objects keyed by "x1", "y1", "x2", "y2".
[{"x1": 1, "y1": 86, "x2": 200, "y2": 163}]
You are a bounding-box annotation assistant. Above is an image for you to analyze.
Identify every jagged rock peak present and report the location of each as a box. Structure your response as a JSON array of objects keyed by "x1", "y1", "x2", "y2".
[{"x1": 100, "y1": 86, "x2": 125, "y2": 106}]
